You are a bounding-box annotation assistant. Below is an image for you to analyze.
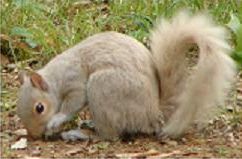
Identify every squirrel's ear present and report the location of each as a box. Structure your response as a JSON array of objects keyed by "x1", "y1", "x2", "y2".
[
  {"x1": 30, "y1": 72, "x2": 49, "y2": 91},
  {"x1": 18, "y1": 70, "x2": 28, "y2": 85}
]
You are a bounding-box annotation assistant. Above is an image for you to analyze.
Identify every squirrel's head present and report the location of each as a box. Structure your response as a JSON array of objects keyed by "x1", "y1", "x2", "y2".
[{"x1": 17, "y1": 71, "x2": 58, "y2": 139}]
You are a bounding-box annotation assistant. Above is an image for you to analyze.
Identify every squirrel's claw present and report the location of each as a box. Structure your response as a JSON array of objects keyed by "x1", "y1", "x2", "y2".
[{"x1": 156, "y1": 129, "x2": 169, "y2": 141}]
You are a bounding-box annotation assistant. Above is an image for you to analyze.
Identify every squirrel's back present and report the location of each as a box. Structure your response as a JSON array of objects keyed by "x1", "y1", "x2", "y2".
[{"x1": 41, "y1": 31, "x2": 156, "y2": 80}]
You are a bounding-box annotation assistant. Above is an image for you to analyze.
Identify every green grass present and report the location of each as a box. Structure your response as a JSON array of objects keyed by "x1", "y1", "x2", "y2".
[{"x1": 0, "y1": 0, "x2": 241, "y2": 66}]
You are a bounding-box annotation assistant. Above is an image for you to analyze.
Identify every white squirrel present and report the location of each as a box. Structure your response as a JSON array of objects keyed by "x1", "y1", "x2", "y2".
[{"x1": 17, "y1": 11, "x2": 236, "y2": 141}]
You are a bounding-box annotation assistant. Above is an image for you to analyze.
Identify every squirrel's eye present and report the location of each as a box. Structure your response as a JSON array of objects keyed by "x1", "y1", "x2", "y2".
[{"x1": 35, "y1": 103, "x2": 44, "y2": 114}]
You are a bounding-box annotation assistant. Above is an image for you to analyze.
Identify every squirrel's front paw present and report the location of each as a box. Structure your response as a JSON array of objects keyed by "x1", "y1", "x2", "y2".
[
  {"x1": 61, "y1": 129, "x2": 89, "y2": 141},
  {"x1": 45, "y1": 113, "x2": 69, "y2": 137}
]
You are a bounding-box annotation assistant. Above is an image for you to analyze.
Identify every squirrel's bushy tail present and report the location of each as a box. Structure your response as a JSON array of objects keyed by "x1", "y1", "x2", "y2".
[{"x1": 150, "y1": 11, "x2": 236, "y2": 137}]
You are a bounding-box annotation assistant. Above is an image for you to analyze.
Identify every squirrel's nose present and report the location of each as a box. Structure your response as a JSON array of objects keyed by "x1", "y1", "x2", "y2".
[
  {"x1": 25, "y1": 126, "x2": 44, "y2": 140},
  {"x1": 27, "y1": 131, "x2": 42, "y2": 140}
]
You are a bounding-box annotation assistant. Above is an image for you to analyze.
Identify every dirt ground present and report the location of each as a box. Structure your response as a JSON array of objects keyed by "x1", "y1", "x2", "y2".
[{"x1": 1, "y1": 63, "x2": 242, "y2": 158}]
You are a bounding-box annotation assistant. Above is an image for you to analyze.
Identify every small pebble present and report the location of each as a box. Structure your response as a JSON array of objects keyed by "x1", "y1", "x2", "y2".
[
  {"x1": 32, "y1": 146, "x2": 41, "y2": 156},
  {"x1": 167, "y1": 140, "x2": 178, "y2": 146}
]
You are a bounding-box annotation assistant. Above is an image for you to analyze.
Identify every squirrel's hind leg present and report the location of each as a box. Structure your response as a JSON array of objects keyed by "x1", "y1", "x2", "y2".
[{"x1": 87, "y1": 69, "x2": 162, "y2": 140}]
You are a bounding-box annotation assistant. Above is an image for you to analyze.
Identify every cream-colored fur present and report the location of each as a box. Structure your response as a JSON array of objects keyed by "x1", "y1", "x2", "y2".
[
  {"x1": 17, "y1": 11, "x2": 236, "y2": 140},
  {"x1": 151, "y1": 11, "x2": 236, "y2": 137}
]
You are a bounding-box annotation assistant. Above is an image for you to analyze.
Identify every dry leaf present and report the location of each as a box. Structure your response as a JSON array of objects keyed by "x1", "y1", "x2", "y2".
[
  {"x1": 116, "y1": 149, "x2": 160, "y2": 158},
  {"x1": 11, "y1": 138, "x2": 27, "y2": 149},
  {"x1": 14, "y1": 129, "x2": 28, "y2": 136},
  {"x1": 95, "y1": 141, "x2": 110, "y2": 150},
  {"x1": 147, "y1": 150, "x2": 181, "y2": 158},
  {"x1": 23, "y1": 157, "x2": 43, "y2": 159},
  {"x1": 66, "y1": 148, "x2": 83, "y2": 156},
  {"x1": 0, "y1": 54, "x2": 10, "y2": 66}
]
